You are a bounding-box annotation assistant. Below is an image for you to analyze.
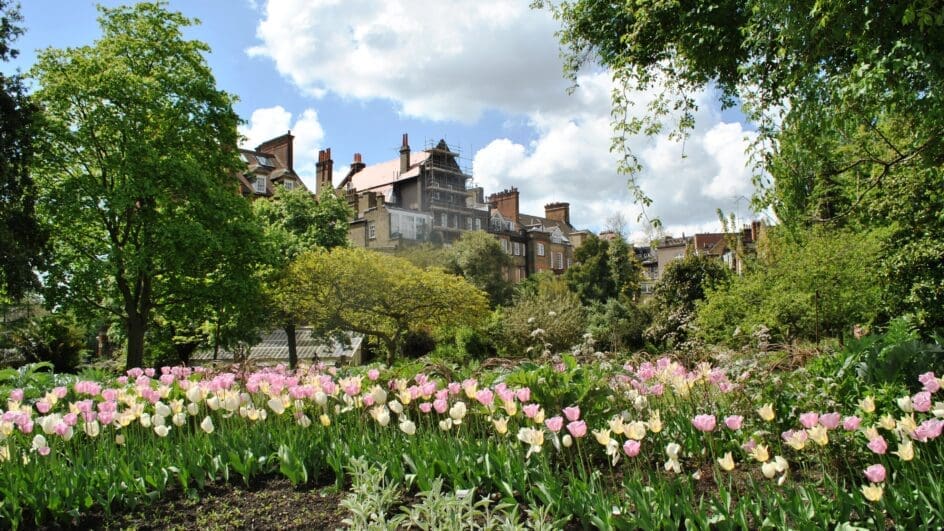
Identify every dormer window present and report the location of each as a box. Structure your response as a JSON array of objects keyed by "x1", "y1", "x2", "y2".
[
  {"x1": 256, "y1": 155, "x2": 272, "y2": 166},
  {"x1": 253, "y1": 175, "x2": 267, "y2": 194},
  {"x1": 283, "y1": 179, "x2": 295, "y2": 190}
]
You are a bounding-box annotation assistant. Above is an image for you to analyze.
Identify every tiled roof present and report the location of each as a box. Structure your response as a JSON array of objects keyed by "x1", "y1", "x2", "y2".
[
  {"x1": 518, "y1": 213, "x2": 575, "y2": 234},
  {"x1": 340, "y1": 151, "x2": 431, "y2": 192},
  {"x1": 192, "y1": 329, "x2": 362, "y2": 364}
]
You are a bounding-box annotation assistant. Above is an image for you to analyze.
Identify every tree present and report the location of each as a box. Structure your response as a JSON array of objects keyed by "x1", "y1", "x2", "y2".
[
  {"x1": 606, "y1": 235, "x2": 640, "y2": 301},
  {"x1": 447, "y1": 230, "x2": 513, "y2": 307},
  {"x1": 499, "y1": 272, "x2": 585, "y2": 357},
  {"x1": 646, "y1": 253, "x2": 728, "y2": 348},
  {"x1": 31, "y1": 3, "x2": 253, "y2": 369},
  {"x1": 0, "y1": 1, "x2": 45, "y2": 301},
  {"x1": 565, "y1": 233, "x2": 640, "y2": 305},
  {"x1": 289, "y1": 247, "x2": 488, "y2": 365},
  {"x1": 253, "y1": 187, "x2": 352, "y2": 368},
  {"x1": 539, "y1": 0, "x2": 944, "y2": 328}
]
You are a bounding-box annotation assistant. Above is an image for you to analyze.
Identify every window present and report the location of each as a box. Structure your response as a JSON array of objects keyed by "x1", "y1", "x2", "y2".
[
  {"x1": 553, "y1": 252, "x2": 563, "y2": 270},
  {"x1": 537, "y1": 243, "x2": 545, "y2": 256},
  {"x1": 466, "y1": 217, "x2": 473, "y2": 230},
  {"x1": 567, "y1": 258, "x2": 573, "y2": 269},
  {"x1": 440, "y1": 212, "x2": 446, "y2": 227},
  {"x1": 513, "y1": 242, "x2": 521, "y2": 256},
  {"x1": 239, "y1": 153, "x2": 248, "y2": 163},
  {"x1": 283, "y1": 179, "x2": 295, "y2": 190},
  {"x1": 256, "y1": 155, "x2": 272, "y2": 166},
  {"x1": 253, "y1": 175, "x2": 267, "y2": 193},
  {"x1": 502, "y1": 239, "x2": 511, "y2": 254},
  {"x1": 474, "y1": 218, "x2": 481, "y2": 230},
  {"x1": 432, "y1": 191, "x2": 440, "y2": 200},
  {"x1": 368, "y1": 222, "x2": 376, "y2": 239}
]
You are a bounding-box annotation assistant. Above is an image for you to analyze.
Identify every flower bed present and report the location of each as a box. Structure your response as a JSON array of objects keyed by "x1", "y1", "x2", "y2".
[{"x1": 1, "y1": 356, "x2": 942, "y2": 528}]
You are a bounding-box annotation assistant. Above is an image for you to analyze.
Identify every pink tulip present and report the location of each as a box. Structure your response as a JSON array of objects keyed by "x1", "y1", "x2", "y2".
[
  {"x1": 919, "y1": 372, "x2": 940, "y2": 393},
  {"x1": 566, "y1": 420, "x2": 587, "y2": 438},
  {"x1": 516, "y1": 388, "x2": 531, "y2": 403},
  {"x1": 545, "y1": 416, "x2": 563, "y2": 432},
  {"x1": 913, "y1": 419, "x2": 943, "y2": 442},
  {"x1": 447, "y1": 382, "x2": 461, "y2": 396},
  {"x1": 842, "y1": 416, "x2": 861, "y2": 431},
  {"x1": 799, "y1": 412, "x2": 819, "y2": 429},
  {"x1": 913, "y1": 392, "x2": 932, "y2": 413},
  {"x1": 10, "y1": 388, "x2": 24, "y2": 402},
  {"x1": 419, "y1": 402, "x2": 432, "y2": 413},
  {"x1": 820, "y1": 412, "x2": 841, "y2": 430},
  {"x1": 367, "y1": 369, "x2": 380, "y2": 381},
  {"x1": 433, "y1": 398, "x2": 448, "y2": 414},
  {"x1": 648, "y1": 383, "x2": 665, "y2": 396},
  {"x1": 563, "y1": 406, "x2": 581, "y2": 422},
  {"x1": 623, "y1": 439, "x2": 641, "y2": 457},
  {"x1": 724, "y1": 415, "x2": 743, "y2": 430},
  {"x1": 864, "y1": 464, "x2": 886, "y2": 483},
  {"x1": 692, "y1": 414, "x2": 717, "y2": 432},
  {"x1": 36, "y1": 401, "x2": 51, "y2": 414},
  {"x1": 741, "y1": 439, "x2": 757, "y2": 452},
  {"x1": 867, "y1": 436, "x2": 888, "y2": 455},
  {"x1": 38, "y1": 446, "x2": 51, "y2": 456},
  {"x1": 363, "y1": 395, "x2": 375, "y2": 407},
  {"x1": 475, "y1": 389, "x2": 495, "y2": 407},
  {"x1": 523, "y1": 404, "x2": 541, "y2": 419}
]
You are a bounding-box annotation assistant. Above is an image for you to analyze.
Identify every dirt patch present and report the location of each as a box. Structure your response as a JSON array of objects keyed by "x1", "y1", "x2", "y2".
[{"x1": 68, "y1": 476, "x2": 347, "y2": 530}]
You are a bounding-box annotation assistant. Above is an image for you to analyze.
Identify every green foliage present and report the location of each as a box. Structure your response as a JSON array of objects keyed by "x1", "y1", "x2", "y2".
[
  {"x1": 854, "y1": 316, "x2": 944, "y2": 391},
  {"x1": 31, "y1": 2, "x2": 261, "y2": 369},
  {"x1": 696, "y1": 227, "x2": 885, "y2": 345},
  {"x1": 0, "y1": 0, "x2": 45, "y2": 301},
  {"x1": 447, "y1": 230, "x2": 513, "y2": 307},
  {"x1": 289, "y1": 247, "x2": 489, "y2": 364},
  {"x1": 9, "y1": 314, "x2": 88, "y2": 372},
  {"x1": 565, "y1": 234, "x2": 641, "y2": 305},
  {"x1": 586, "y1": 297, "x2": 650, "y2": 353},
  {"x1": 498, "y1": 273, "x2": 585, "y2": 357},
  {"x1": 392, "y1": 243, "x2": 453, "y2": 271},
  {"x1": 647, "y1": 253, "x2": 728, "y2": 348}
]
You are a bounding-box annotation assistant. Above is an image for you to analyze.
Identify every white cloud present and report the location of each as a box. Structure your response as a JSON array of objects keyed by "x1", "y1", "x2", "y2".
[
  {"x1": 248, "y1": 0, "x2": 568, "y2": 122},
  {"x1": 239, "y1": 106, "x2": 326, "y2": 186},
  {"x1": 249, "y1": 1, "x2": 760, "y2": 234}
]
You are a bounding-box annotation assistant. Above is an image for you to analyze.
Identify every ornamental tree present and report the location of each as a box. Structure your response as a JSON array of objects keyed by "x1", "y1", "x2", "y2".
[
  {"x1": 31, "y1": 3, "x2": 260, "y2": 369},
  {"x1": 288, "y1": 247, "x2": 489, "y2": 364}
]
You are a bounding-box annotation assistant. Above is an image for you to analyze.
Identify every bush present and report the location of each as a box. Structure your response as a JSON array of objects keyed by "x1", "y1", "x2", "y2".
[
  {"x1": 646, "y1": 254, "x2": 728, "y2": 348},
  {"x1": 696, "y1": 227, "x2": 885, "y2": 346},
  {"x1": 498, "y1": 273, "x2": 585, "y2": 357},
  {"x1": 9, "y1": 314, "x2": 88, "y2": 372},
  {"x1": 586, "y1": 297, "x2": 650, "y2": 353}
]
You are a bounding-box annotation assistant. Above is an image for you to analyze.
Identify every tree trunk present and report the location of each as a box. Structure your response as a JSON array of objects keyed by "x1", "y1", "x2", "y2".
[
  {"x1": 126, "y1": 314, "x2": 147, "y2": 369},
  {"x1": 285, "y1": 322, "x2": 298, "y2": 369}
]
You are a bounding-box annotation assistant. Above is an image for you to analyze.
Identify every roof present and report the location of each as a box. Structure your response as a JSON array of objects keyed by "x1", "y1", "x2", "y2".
[
  {"x1": 518, "y1": 213, "x2": 575, "y2": 234},
  {"x1": 340, "y1": 151, "x2": 431, "y2": 192},
  {"x1": 192, "y1": 329, "x2": 363, "y2": 365}
]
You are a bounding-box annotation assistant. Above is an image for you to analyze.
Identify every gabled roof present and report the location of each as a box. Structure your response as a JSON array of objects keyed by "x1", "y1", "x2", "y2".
[
  {"x1": 518, "y1": 213, "x2": 575, "y2": 235},
  {"x1": 338, "y1": 151, "x2": 431, "y2": 192}
]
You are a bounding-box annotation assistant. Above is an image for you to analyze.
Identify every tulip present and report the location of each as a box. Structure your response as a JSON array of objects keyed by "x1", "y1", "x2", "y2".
[
  {"x1": 799, "y1": 412, "x2": 819, "y2": 429},
  {"x1": 517, "y1": 427, "x2": 545, "y2": 457},
  {"x1": 808, "y1": 425, "x2": 828, "y2": 446},
  {"x1": 648, "y1": 410, "x2": 663, "y2": 434},
  {"x1": 897, "y1": 395, "x2": 914, "y2": 413},
  {"x1": 399, "y1": 418, "x2": 416, "y2": 435},
  {"x1": 563, "y1": 406, "x2": 581, "y2": 422},
  {"x1": 267, "y1": 398, "x2": 285, "y2": 415},
  {"x1": 842, "y1": 416, "x2": 861, "y2": 431},
  {"x1": 154, "y1": 425, "x2": 170, "y2": 437},
  {"x1": 757, "y1": 404, "x2": 775, "y2": 422},
  {"x1": 593, "y1": 428, "x2": 611, "y2": 446},
  {"x1": 439, "y1": 419, "x2": 453, "y2": 431},
  {"x1": 388, "y1": 400, "x2": 404, "y2": 415},
  {"x1": 879, "y1": 414, "x2": 897, "y2": 430},
  {"x1": 861, "y1": 483, "x2": 883, "y2": 502},
  {"x1": 200, "y1": 416, "x2": 214, "y2": 434},
  {"x1": 562, "y1": 434, "x2": 573, "y2": 448},
  {"x1": 783, "y1": 429, "x2": 808, "y2": 450},
  {"x1": 566, "y1": 420, "x2": 587, "y2": 438},
  {"x1": 867, "y1": 436, "x2": 888, "y2": 455},
  {"x1": 863, "y1": 464, "x2": 886, "y2": 483},
  {"x1": 692, "y1": 414, "x2": 716, "y2": 432},
  {"x1": 750, "y1": 444, "x2": 770, "y2": 462},
  {"x1": 449, "y1": 401, "x2": 468, "y2": 423},
  {"x1": 623, "y1": 440, "x2": 641, "y2": 457},
  {"x1": 893, "y1": 440, "x2": 914, "y2": 461},
  {"x1": 493, "y1": 417, "x2": 508, "y2": 435},
  {"x1": 859, "y1": 396, "x2": 876, "y2": 414},
  {"x1": 913, "y1": 392, "x2": 932, "y2": 413},
  {"x1": 724, "y1": 415, "x2": 743, "y2": 430},
  {"x1": 820, "y1": 412, "x2": 841, "y2": 430},
  {"x1": 717, "y1": 452, "x2": 735, "y2": 471},
  {"x1": 319, "y1": 414, "x2": 331, "y2": 427},
  {"x1": 545, "y1": 416, "x2": 563, "y2": 433},
  {"x1": 625, "y1": 421, "x2": 647, "y2": 441}
]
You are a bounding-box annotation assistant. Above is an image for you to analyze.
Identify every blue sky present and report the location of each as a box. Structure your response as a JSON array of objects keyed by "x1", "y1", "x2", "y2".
[{"x1": 4, "y1": 0, "x2": 761, "y2": 239}]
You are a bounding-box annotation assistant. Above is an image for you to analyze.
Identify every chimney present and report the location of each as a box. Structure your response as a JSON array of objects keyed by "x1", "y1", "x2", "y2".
[
  {"x1": 350, "y1": 152, "x2": 366, "y2": 175},
  {"x1": 750, "y1": 220, "x2": 762, "y2": 242},
  {"x1": 399, "y1": 133, "x2": 410, "y2": 174},
  {"x1": 488, "y1": 187, "x2": 519, "y2": 222},
  {"x1": 255, "y1": 131, "x2": 294, "y2": 172},
  {"x1": 544, "y1": 202, "x2": 571, "y2": 227},
  {"x1": 315, "y1": 148, "x2": 333, "y2": 195}
]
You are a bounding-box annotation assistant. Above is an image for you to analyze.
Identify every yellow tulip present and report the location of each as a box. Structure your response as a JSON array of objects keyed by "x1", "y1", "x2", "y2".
[
  {"x1": 717, "y1": 452, "x2": 735, "y2": 471},
  {"x1": 757, "y1": 403, "x2": 775, "y2": 422},
  {"x1": 861, "y1": 483, "x2": 883, "y2": 502},
  {"x1": 750, "y1": 444, "x2": 770, "y2": 462},
  {"x1": 893, "y1": 440, "x2": 914, "y2": 461},
  {"x1": 859, "y1": 396, "x2": 876, "y2": 414}
]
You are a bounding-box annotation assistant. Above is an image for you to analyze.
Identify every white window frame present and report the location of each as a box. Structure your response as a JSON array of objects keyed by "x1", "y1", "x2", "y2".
[
  {"x1": 474, "y1": 218, "x2": 481, "y2": 230},
  {"x1": 253, "y1": 175, "x2": 267, "y2": 194},
  {"x1": 368, "y1": 222, "x2": 376, "y2": 240},
  {"x1": 513, "y1": 242, "x2": 521, "y2": 256},
  {"x1": 553, "y1": 252, "x2": 563, "y2": 269},
  {"x1": 283, "y1": 179, "x2": 295, "y2": 190},
  {"x1": 537, "y1": 243, "x2": 545, "y2": 256}
]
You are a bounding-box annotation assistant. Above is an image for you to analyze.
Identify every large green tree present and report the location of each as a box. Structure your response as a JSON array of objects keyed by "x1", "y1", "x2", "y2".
[
  {"x1": 447, "y1": 230, "x2": 513, "y2": 307},
  {"x1": 539, "y1": 0, "x2": 944, "y2": 328},
  {"x1": 289, "y1": 247, "x2": 488, "y2": 365},
  {"x1": 31, "y1": 3, "x2": 255, "y2": 369},
  {"x1": 0, "y1": 1, "x2": 44, "y2": 301},
  {"x1": 253, "y1": 187, "x2": 352, "y2": 368}
]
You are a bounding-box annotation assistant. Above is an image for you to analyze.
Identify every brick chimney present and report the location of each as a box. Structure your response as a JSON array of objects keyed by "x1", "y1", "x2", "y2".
[
  {"x1": 256, "y1": 131, "x2": 294, "y2": 171},
  {"x1": 750, "y1": 220, "x2": 762, "y2": 242},
  {"x1": 544, "y1": 202, "x2": 570, "y2": 227},
  {"x1": 315, "y1": 148, "x2": 333, "y2": 195},
  {"x1": 488, "y1": 187, "x2": 519, "y2": 222},
  {"x1": 399, "y1": 133, "x2": 410, "y2": 174},
  {"x1": 350, "y1": 152, "x2": 366, "y2": 175}
]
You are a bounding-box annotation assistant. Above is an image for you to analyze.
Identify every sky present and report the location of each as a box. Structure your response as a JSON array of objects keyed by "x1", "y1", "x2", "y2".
[{"x1": 3, "y1": 0, "x2": 764, "y2": 241}]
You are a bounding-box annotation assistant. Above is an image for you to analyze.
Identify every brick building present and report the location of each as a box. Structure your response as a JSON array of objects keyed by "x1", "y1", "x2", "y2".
[{"x1": 236, "y1": 132, "x2": 308, "y2": 198}]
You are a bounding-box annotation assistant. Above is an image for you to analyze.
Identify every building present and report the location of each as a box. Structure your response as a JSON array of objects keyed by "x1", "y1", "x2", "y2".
[
  {"x1": 488, "y1": 188, "x2": 581, "y2": 280},
  {"x1": 332, "y1": 134, "x2": 489, "y2": 249},
  {"x1": 236, "y1": 132, "x2": 309, "y2": 198}
]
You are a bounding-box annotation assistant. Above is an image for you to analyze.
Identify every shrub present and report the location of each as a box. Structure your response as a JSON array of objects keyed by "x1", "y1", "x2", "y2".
[
  {"x1": 498, "y1": 273, "x2": 585, "y2": 357},
  {"x1": 9, "y1": 314, "x2": 88, "y2": 372},
  {"x1": 646, "y1": 254, "x2": 728, "y2": 348},
  {"x1": 586, "y1": 297, "x2": 650, "y2": 353}
]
